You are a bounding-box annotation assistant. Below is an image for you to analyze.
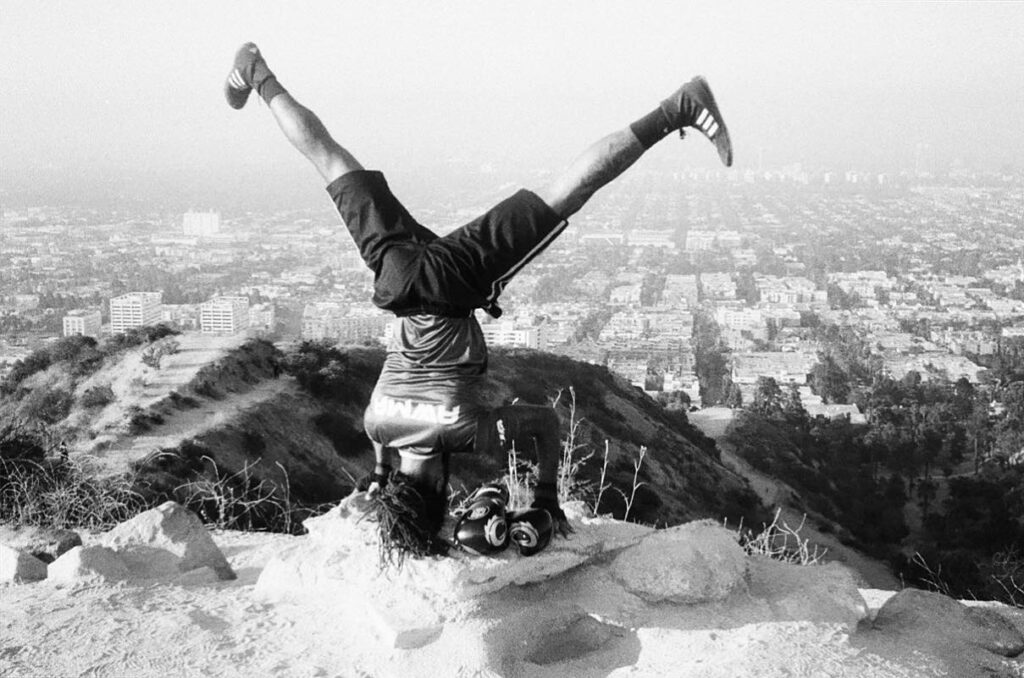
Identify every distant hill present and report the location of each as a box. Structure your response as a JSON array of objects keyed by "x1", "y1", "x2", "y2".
[{"x1": 0, "y1": 331, "x2": 765, "y2": 529}]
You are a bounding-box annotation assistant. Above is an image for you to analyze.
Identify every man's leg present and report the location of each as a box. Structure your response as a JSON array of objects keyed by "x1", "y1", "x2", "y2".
[
  {"x1": 540, "y1": 129, "x2": 646, "y2": 220},
  {"x1": 224, "y1": 43, "x2": 361, "y2": 184},
  {"x1": 541, "y1": 75, "x2": 733, "y2": 219},
  {"x1": 268, "y1": 94, "x2": 363, "y2": 183}
]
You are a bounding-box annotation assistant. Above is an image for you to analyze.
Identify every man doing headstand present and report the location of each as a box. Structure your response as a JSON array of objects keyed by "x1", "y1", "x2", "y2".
[{"x1": 224, "y1": 42, "x2": 732, "y2": 558}]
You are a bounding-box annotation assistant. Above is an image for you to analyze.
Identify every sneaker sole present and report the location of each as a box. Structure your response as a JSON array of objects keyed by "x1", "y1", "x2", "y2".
[
  {"x1": 224, "y1": 68, "x2": 252, "y2": 109},
  {"x1": 689, "y1": 76, "x2": 733, "y2": 167}
]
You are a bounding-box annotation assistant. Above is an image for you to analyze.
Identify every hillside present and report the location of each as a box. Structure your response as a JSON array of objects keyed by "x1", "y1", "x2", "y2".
[
  {"x1": 1, "y1": 332, "x2": 765, "y2": 530},
  {"x1": 690, "y1": 408, "x2": 900, "y2": 589}
]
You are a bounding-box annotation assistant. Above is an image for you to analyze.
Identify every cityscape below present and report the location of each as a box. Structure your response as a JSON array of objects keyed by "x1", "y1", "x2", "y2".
[{"x1": 2, "y1": 162, "x2": 1022, "y2": 424}]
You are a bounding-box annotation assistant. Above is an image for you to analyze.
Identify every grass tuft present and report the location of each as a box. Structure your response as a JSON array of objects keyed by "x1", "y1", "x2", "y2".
[
  {"x1": 730, "y1": 508, "x2": 826, "y2": 566},
  {"x1": 0, "y1": 455, "x2": 144, "y2": 530}
]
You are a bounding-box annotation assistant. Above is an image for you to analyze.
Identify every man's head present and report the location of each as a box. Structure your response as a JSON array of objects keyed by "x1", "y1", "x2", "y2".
[{"x1": 370, "y1": 454, "x2": 450, "y2": 568}]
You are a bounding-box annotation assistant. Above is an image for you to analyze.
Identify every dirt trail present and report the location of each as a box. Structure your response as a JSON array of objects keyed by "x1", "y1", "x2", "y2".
[
  {"x1": 73, "y1": 333, "x2": 281, "y2": 474},
  {"x1": 689, "y1": 407, "x2": 900, "y2": 589},
  {"x1": 89, "y1": 379, "x2": 292, "y2": 474}
]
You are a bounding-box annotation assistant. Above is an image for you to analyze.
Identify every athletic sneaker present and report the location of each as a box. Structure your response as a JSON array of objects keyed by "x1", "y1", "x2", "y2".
[
  {"x1": 662, "y1": 76, "x2": 733, "y2": 167},
  {"x1": 224, "y1": 42, "x2": 269, "y2": 109}
]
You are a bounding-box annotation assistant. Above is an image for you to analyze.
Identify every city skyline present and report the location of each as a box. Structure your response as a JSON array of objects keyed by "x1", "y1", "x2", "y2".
[{"x1": 2, "y1": 1, "x2": 1023, "y2": 210}]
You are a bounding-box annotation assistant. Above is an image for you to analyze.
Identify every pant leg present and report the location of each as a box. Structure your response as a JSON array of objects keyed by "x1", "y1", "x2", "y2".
[
  {"x1": 421, "y1": 189, "x2": 568, "y2": 316},
  {"x1": 326, "y1": 170, "x2": 438, "y2": 274}
]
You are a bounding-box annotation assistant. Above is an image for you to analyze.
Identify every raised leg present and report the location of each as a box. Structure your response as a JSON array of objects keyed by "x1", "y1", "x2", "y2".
[
  {"x1": 224, "y1": 43, "x2": 362, "y2": 184},
  {"x1": 268, "y1": 94, "x2": 363, "y2": 183},
  {"x1": 540, "y1": 128, "x2": 645, "y2": 219},
  {"x1": 540, "y1": 75, "x2": 733, "y2": 220}
]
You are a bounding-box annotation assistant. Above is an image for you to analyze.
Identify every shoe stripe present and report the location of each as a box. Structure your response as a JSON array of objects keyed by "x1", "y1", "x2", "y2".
[
  {"x1": 486, "y1": 218, "x2": 570, "y2": 306},
  {"x1": 229, "y1": 70, "x2": 248, "y2": 89},
  {"x1": 707, "y1": 121, "x2": 719, "y2": 137},
  {"x1": 700, "y1": 117, "x2": 713, "y2": 133},
  {"x1": 696, "y1": 109, "x2": 709, "y2": 127}
]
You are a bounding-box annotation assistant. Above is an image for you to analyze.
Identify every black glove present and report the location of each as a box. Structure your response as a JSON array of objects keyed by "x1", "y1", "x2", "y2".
[
  {"x1": 531, "y1": 482, "x2": 572, "y2": 537},
  {"x1": 356, "y1": 464, "x2": 392, "y2": 493}
]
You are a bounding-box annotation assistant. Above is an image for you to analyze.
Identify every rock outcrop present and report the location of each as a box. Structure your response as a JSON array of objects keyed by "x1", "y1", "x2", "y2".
[
  {"x1": 5, "y1": 498, "x2": 1024, "y2": 676},
  {"x1": 858, "y1": 588, "x2": 1024, "y2": 676},
  {"x1": 48, "y1": 545, "x2": 129, "y2": 584},
  {"x1": 0, "y1": 543, "x2": 48, "y2": 583},
  {"x1": 255, "y1": 495, "x2": 870, "y2": 676},
  {"x1": 100, "y1": 501, "x2": 236, "y2": 580},
  {"x1": 0, "y1": 525, "x2": 82, "y2": 563},
  {"x1": 0, "y1": 502, "x2": 234, "y2": 585}
]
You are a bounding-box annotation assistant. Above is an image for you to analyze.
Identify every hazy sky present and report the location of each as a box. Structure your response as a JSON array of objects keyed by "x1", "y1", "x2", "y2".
[{"x1": 2, "y1": 1, "x2": 1023, "y2": 208}]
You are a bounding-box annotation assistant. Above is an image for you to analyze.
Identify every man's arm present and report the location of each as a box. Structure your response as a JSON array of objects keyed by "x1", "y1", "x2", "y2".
[
  {"x1": 490, "y1": 404, "x2": 573, "y2": 537},
  {"x1": 365, "y1": 441, "x2": 392, "y2": 498}
]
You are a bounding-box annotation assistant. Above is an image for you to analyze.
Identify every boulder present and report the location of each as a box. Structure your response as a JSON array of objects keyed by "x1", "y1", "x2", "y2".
[
  {"x1": 260, "y1": 494, "x2": 653, "y2": 603},
  {"x1": 609, "y1": 519, "x2": 747, "y2": 604},
  {"x1": 0, "y1": 543, "x2": 48, "y2": 583},
  {"x1": 748, "y1": 556, "x2": 868, "y2": 630},
  {"x1": 101, "y1": 501, "x2": 235, "y2": 580},
  {"x1": 48, "y1": 546, "x2": 129, "y2": 584},
  {"x1": 0, "y1": 526, "x2": 82, "y2": 563},
  {"x1": 872, "y1": 588, "x2": 1024, "y2": 657}
]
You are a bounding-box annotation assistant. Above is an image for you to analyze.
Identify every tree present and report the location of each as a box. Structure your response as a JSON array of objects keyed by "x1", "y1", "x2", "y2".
[
  {"x1": 952, "y1": 377, "x2": 975, "y2": 419},
  {"x1": 724, "y1": 380, "x2": 743, "y2": 409},
  {"x1": 993, "y1": 382, "x2": 1024, "y2": 466},
  {"x1": 751, "y1": 376, "x2": 784, "y2": 419},
  {"x1": 783, "y1": 382, "x2": 809, "y2": 426},
  {"x1": 967, "y1": 392, "x2": 991, "y2": 474},
  {"x1": 810, "y1": 355, "x2": 851, "y2": 404}
]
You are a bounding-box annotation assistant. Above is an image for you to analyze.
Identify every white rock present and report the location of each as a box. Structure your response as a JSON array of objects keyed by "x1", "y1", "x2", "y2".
[
  {"x1": 173, "y1": 566, "x2": 222, "y2": 586},
  {"x1": 361, "y1": 588, "x2": 446, "y2": 649},
  {"x1": 0, "y1": 526, "x2": 81, "y2": 563},
  {"x1": 101, "y1": 501, "x2": 235, "y2": 580},
  {"x1": 0, "y1": 543, "x2": 48, "y2": 583},
  {"x1": 266, "y1": 493, "x2": 653, "y2": 603},
  {"x1": 609, "y1": 519, "x2": 747, "y2": 604},
  {"x1": 748, "y1": 556, "x2": 868, "y2": 630},
  {"x1": 48, "y1": 545, "x2": 128, "y2": 583}
]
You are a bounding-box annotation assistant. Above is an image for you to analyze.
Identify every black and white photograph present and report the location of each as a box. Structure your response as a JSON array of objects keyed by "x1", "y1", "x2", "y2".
[{"x1": 2, "y1": 2, "x2": 1024, "y2": 676}]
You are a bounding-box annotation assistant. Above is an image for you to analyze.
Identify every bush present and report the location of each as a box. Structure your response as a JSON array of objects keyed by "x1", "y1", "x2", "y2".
[
  {"x1": 141, "y1": 337, "x2": 181, "y2": 369},
  {"x1": 171, "y1": 455, "x2": 327, "y2": 534},
  {"x1": 282, "y1": 341, "x2": 381, "y2": 404},
  {"x1": 0, "y1": 335, "x2": 105, "y2": 394},
  {"x1": 733, "y1": 508, "x2": 826, "y2": 566},
  {"x1": 0, "y1": 421, "x2": 48, "y2": 464},
  {"x1": 0, "y1": 429, "x2": 144, "y2": 530},
  {"x1": 103, "y1": 324, "x2": 180, "y2": 354},
  {"x1": 20, "y1": 387, "x2": 75, "y2": 424},
  {"x1": 81, "y1": 384, "x2": 116, "y2": 409},
  {"x1": 127, "y1": 406, "x2": 164, "y2": 434}
]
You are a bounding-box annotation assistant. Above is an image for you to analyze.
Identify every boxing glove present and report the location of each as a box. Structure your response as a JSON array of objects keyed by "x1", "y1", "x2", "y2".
[
  {"x1": 508, "y1": 508, "x2": 553, "y2": 556},
  {"x1": 453, "y1": 495, "x2": 509, "y2": 556}
]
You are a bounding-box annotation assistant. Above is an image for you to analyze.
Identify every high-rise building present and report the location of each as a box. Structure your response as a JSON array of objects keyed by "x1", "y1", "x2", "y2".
[
  {"x1": 301, "y1": 303, "x2": 387, "y2": 343},
  {"x1": 62, "y1": 309, "x2": 102, "y2": 338},
  {"x1": 200, "y1": 296, "x2": 250, "y2": 335},
  {"x1": 109, "y1": 292, "x2": 162, "y2": 334},
  {"x1": 182, "y1": 211, "x2": 221, "y2": 237},
  {"x1": 479, "y1": 321, "x2": 544, "y2": 350}
]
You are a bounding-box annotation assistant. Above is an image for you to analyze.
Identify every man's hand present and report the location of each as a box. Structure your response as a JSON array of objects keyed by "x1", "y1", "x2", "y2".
[
  {"x1": 531, "y1": 489, "x2": 574, "y2": 539},
  {"x1": 357, "y1": 463, "x2": 392, "y2": 499},
  {"x1": 553, "y1": 514, "x2": 574, "y2": 539}
]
